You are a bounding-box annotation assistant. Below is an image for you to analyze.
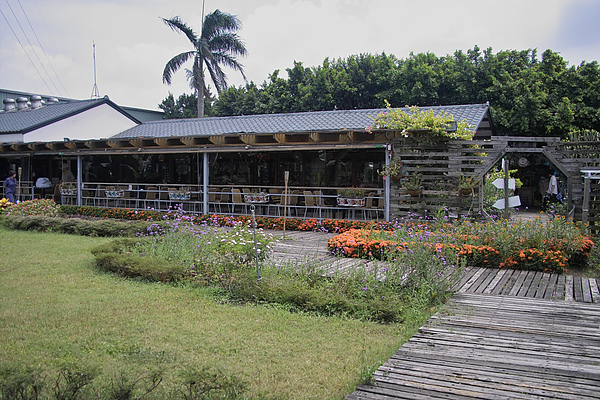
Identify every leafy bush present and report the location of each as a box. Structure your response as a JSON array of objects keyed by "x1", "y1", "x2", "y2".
[
  {"x1": 0, "y1": 215, "x2": 156, "y2": 237},
  {"x1": 0, "y1": 364, "x2": 257, "y2": 400},
  {"x1": 0, "y1": 364, "x2": 45, "y2": 400},
  {"x1": 91, "y1": 238, "x2": 191, "y2": 282}
]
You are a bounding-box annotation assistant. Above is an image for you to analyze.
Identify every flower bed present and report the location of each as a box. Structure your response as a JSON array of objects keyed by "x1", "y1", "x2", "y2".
[{"x1": 327, "y1": 218, "x2": 595, "y2": 273}]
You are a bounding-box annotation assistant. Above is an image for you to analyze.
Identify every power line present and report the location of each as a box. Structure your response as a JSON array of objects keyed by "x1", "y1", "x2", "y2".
[
  {"x1": 18, "y1": 0, "x2": 69, "y2": 96},
  {"x1": 4, "y1": 0, "x2": 61, "y2": 95},
  {"x1": 0, "y1": 5, "x2": 53, "y2": 94}
]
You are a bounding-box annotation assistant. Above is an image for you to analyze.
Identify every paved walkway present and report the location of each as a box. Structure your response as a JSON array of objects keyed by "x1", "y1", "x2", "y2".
[{"x1": 265, "y1": 231, "x2": 600, "y2": 399}]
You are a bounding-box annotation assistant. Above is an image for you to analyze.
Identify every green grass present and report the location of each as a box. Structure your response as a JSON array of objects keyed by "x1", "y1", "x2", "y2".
[{"x1": 0, "y1": 226, "x2": 430, "y2": 399}]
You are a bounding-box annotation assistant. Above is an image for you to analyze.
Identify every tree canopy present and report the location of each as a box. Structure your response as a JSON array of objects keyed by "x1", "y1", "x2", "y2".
[{"x1": 160, "y1": 46, "x2": 600, "y2": 137}]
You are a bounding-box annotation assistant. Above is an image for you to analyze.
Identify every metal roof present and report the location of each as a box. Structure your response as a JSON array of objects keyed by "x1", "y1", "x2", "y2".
[
  {"x1": 0, "y1": 97, "x2": 140, "y2": 134},
  {"x1": 113, "y1": 103, "x2": 491, "y2": 139}
]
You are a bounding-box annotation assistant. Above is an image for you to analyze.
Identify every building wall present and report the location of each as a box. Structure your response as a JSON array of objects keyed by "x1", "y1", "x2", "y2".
[{"x1": 23, "y1": 103, "x2": 138, "y2": 142}]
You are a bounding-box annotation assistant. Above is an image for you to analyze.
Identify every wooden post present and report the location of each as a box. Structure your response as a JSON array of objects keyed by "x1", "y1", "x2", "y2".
[
  {"x1": 582, "y1": 176, "x2": 590, "y2": 226},
  {"x1": 283, "y1": 170, "x2": 289, "y2": 239},
  {"x1": 503, "y1": 159, "x2": 509, "y2": 220}
]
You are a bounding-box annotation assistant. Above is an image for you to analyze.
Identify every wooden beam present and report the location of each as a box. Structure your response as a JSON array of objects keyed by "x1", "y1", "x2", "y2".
[
  {"x1": 239, "y1": 134, "x2": 278, "y2": 145},
  {"x1": 180, "y1": 136, "x2": 211, "y2": 147},
  {"x1": 107, "y1": 139, "x2": 133, "y2": 149}
]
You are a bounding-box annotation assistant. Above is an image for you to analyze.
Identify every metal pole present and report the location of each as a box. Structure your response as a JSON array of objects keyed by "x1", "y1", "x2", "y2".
[{"x1": 250, "y1": 204, "x2": 261, "y2": 281}]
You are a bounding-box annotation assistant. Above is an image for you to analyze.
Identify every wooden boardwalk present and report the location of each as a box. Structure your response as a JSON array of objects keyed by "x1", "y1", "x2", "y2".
[
  {"x1": 456, "y1": 266, "x2": 600, "y2": 303},
  {"x1": 347, "y1": 293, "x2": 600, "y2": 399},
  {"x1": 265, "y1": 231, "x2": 600, "y2": 399}
]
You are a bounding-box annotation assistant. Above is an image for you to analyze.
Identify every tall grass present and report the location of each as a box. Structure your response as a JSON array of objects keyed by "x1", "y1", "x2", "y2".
[{"x1": 0, "y1": 226, "x2": 424, "y2": 399}]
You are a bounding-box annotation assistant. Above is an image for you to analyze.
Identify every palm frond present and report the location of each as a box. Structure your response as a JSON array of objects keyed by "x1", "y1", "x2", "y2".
[
  {"x1": 162, "y1": 16, "x2": 199, "y2": 47},
  {"x1": 202, "y1": 10, "x2": 242, "y2": 40},
  {"x1": 162, "y1": 51, "x2": 195, "y2": 84}
]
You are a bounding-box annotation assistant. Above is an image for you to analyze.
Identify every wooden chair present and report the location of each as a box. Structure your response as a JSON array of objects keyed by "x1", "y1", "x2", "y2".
[
  {"x1": 303, "y1": 190, "x2": 320, "y2": 218},
  {"x1": 220, "y1": 188, "x2": 231, "y2": 212},
  {"x1": 231, "y1": 188, "x2": 246, "y2": 214},
  {"x1": 144, "y1": 187, "x2": 159, "y2": 209},
  {"x1": 208, "y1": 187, "x2": 221, "y2": 213},
  {"x1": 287, "y1": 190, "x2": 301, "y2": 216},
  {"x1": 315, "y1": 190, "x2": 332, "y2": 219}
]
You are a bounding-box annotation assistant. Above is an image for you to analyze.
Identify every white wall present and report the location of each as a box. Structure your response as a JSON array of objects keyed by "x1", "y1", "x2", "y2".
[{"x1": 23, "y1": 104, "x2": 137, "y2": 143}]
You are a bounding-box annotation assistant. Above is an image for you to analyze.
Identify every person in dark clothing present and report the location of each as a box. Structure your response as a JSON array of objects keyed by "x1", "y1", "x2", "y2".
[{"x1": 3, "y1": 170, "x2": 17, "y2": 203}]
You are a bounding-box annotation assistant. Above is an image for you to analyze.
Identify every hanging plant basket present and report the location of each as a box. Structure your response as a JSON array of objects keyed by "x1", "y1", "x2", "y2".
[
  {"x1": 459, "y1": 188, "x2": 474, "y2": 196},
  {"x1": 407, "y1": 189, "x2": 422, "y2": 197}
]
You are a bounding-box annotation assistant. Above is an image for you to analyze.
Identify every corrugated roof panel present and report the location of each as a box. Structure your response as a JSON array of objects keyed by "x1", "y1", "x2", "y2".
[{"x1": 113, "y1": 104, "x2": 490, "y2": 140}]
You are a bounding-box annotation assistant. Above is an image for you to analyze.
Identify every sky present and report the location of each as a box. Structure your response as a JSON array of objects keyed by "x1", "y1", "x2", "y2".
[{"x1": 1, "y1": 0, "x2": 600, "y2": 111}]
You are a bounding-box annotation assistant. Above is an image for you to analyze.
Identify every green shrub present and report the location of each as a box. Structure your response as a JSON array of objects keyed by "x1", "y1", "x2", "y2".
[
  {"x1": 0, "y1": 215, "x2": 158, "y2": 237},
  {"x1": 0, "y1": 364, "x2": 46, "y2": 400},
  {"x1": 91, "y1": 239, "x2": 191, "y2": 282}
]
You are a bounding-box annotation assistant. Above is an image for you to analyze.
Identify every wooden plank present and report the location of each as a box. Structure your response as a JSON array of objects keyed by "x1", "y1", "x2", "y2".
[
  {"x1": 458, "y1": 268, "x2": 485, "y2": 293},
  {"x1": 507, "y1": 270, "x2": 529, "y2": 296},
  {"x1": 489, "y1": 269, "x2": 514, "y2": 295},
  {"x1": 543, "y1": 274, "x2": 559, "y2": 300},
  {"x1": 581, "y1": 277, "x2": 592, "y2": 303},
  {"x1": 590, "y1": 278, "x2": 600, "y2": 303},
  {"x1": 483, "y1": 269, "x2": 506, "y2": 294},
  {"x1": 535, "y1": 272, "x2": 551, "y2": 298},
  {"x1": 452, "y1": 267, "x2": 477, "y2": 291},
  {"x1": 516, "y1": 270, "x2": 536, "y2": 297},
  {"x1": 555, "y1": 274, "x2": 566, "y2": 300},
  {"x1": 573, "y1": 276, "x2": 584, "y2": 302},
  {"x1": 467, "y1": 268, "x2": 495, "y2": 293},
  {"x1": 525, "y1": 271, "x2": 544, "y2": 297}
]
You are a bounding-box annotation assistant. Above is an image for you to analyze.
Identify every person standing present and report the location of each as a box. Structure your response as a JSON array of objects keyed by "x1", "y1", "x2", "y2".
[
  {"x1": 3, "y1": 170, "x2": 17, "y2": 203},
  {"x1": 547, "y1": 172, "x2": 559, "y2": 203}
]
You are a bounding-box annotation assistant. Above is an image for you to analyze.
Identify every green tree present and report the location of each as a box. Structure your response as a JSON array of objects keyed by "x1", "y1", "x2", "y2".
[{"x1": 161, "y1": 10, "x2": 247, "y2": 117}]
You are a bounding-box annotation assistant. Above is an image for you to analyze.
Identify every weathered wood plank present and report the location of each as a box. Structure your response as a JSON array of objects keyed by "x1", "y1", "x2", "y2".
[
  {"x1": 507, "y1": 270, "x2": 529, "y2": 296},
  {"x1": 555, "y1": 274, "x2": 566, "y2": 300},
  {"x1": 581, "y1": 277, "x2": 592, "y2": 303},
  {"x1": 349, "y1": 293, "x2": 600, "y2": 400},
  {"x1": 590, "y1": 278, "x2": 600, "y2": 303},
  {"x1": 573, "y1": 276, "x2": 584, "y2": 301},
  {"x1": 543, "y1": 273, "x2": 559, "y2": 300},
  {"x1": 525, "y1": 271, "x2": 543, "y2": 297}
]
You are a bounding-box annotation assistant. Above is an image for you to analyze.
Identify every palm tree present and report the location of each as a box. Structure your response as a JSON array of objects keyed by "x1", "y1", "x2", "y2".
[{"x1": 162, "y1": 10, "x2": 247, "y2": 117}]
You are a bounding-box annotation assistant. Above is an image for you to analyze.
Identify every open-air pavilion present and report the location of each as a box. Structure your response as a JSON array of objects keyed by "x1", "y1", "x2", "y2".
[{"x1": 2, "y1": 95, "x2": 599, "y2": 230}]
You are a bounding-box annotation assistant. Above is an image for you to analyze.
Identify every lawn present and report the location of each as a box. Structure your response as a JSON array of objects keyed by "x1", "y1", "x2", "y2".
[{"x1": 0, "y1": 226, "x2": 425, "y2": 399}]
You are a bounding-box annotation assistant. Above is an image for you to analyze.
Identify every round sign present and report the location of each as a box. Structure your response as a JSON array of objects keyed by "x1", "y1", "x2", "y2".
[{"x1": 518, "y1": 157, "x2": 529, "y2": 167}]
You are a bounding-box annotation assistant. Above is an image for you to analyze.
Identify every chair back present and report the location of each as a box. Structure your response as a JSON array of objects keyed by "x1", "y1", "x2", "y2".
[
  {"x1": 232, "y1": 188, "x2": 243, "y2": 204},
  {"x1": 315, "y1": 190, "x2": 324, "y2": 206},
  {"x1": 220, "y1": 188, "x2": 230, "y2": 202},
  {"x1": 146, "y1": 187, "x2": 158, "y2": 200},
  {"x1": 289, "y1": 190, "x2": 300, "y2": 206},
  {"x1": 303, "y1": 190, "x2": 315, "y2": 206}
]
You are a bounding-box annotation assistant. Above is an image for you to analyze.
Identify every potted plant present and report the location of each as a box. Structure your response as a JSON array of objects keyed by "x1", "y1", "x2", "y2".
[
  {"x1": 378, "y1": 159, "x2": 405, "y2": 181},
  {"x1": 458, "y1": 175, "x2": 480, "y2": 196},
  {"x1": 59, "y1": 182, "x2": 76, "y2": 196},
  {"x1": 403, "y1": 173, "x2": 422, "y2": 196},
  {"x1": 244, "y1": 191, "x2": 268, "y2": 203},
  {"x1": 337, "y1": 187, "x2": 365, "y2": 206}
]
